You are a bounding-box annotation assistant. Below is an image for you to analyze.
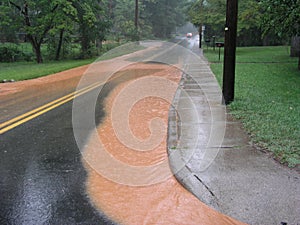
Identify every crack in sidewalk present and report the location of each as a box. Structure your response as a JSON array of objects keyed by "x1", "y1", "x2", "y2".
[{"x1": 193, "y1": 174, "x2": 215, "y2": 197}]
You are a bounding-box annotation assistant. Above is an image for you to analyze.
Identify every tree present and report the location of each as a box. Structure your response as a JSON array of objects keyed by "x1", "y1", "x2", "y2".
[
  {"x1": 111, "y1": 0, "x2": 137, "y2": 40},
  {"x1": 94, "y1": 1, "x2": 111, "y2": 49},
  {"x1": 68, "y1": 0, "x2": 111, "y2": 58},
  {"x1": 187, "y1": 0, "x2": 286, "y2": 47},
  {"x1": 188, "y1": 0, "x2": 226, "y2": 42},
  {"x1": 46, "y1": 1, "x2": 77, "y2": 60},
  {"x1": 8, "y1": 0, "x2": 63, "y2": 63},
  {"x1": 238, "y1": 0, "x2": 262, "y2": 46},
  {"x1": 109, "y1": 0, "x2": 186, "y2": 40},
  {"x1": 260, "y1": 0, "x2": 300, "y2": 69},
  {"x1": 143, "y1": 0, "x2": 186, "y2": 39},
  {"x1": 1, "y1": 0, "x2": 110, "y2": 62},
  {"x1": 0, "y1": 2, "x2": 22, "y2": 43},
  {"x1": 68, "y1": 0, "x2": 105, "y2": 58}
]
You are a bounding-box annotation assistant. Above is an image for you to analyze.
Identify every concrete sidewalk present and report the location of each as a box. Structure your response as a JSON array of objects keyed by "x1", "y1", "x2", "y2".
[{"x1": 167, "y1": 44, "x2": 300, "y2": 225}]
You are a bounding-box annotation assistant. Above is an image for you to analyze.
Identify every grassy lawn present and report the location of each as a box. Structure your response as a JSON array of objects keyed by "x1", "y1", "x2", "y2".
[
  {"x1": 204, "y1": 46, "x2": 300, "y2": 167},
  {"x1": 0, "y1": 42, "x2": 144, "y2": 81},
  {"x1": 0, "y1": 59, "x2": 95, "y2": 81}
]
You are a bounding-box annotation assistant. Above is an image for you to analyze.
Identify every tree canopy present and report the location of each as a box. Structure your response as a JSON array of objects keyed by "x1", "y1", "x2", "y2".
[
  {"x1": 260, "y1": 0, "x2": 300, "y2": 38},
  {"x1": 0, "y1": 0, "x2": 109, "y2": 63},
  {"x1": 187, "y1": 0, "x2": 300, "y2": 47},
  {"x1": 3, "y1": 0, "x2": 298, "y2": 65},
  {"x1": 259, "y1": 0, "x2": 300, "y2": 69},
  {"x1": 0, "y1": 0, "x2": 188, "y2": 62}
]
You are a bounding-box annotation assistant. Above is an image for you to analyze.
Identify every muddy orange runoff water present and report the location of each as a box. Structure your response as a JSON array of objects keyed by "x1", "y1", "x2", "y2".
[{"x1": 82, "y1": 63, "x2": 247, "y2": 225}]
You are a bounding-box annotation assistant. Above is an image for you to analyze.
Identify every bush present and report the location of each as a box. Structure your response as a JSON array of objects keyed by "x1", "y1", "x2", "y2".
[
  {"x1": 0, "y1": 46, "x2": 21, "y2": 62},
  {"x1": 0, "y1": 45, "x2": 33, "y2": 62}
]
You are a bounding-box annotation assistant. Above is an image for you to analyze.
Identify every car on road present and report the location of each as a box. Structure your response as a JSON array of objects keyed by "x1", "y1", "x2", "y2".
[{"x1": 186, "y1": 33, "x2": 193, "y2": 38}]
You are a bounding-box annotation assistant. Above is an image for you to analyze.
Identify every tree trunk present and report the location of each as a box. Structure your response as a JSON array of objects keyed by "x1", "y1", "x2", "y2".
[
  {"x1": 27, "y1": 34, "x2": 43, "y2": 63},
  {"x1": 10, "y1": 2, "x2": 44, "y2": 63},
  {"x1": 55, "y1": 29, "x2": 64, "y2": 61},
  {"x1": 290, "y1": 36, "x2": 300, "y2": 70},
  {"x1": 34, "y1": 43, "x2": 43, "y2": 64},
  {"x1": 290, "y1": 36, "x2": 300, "y2": 57},
  {"x1": 81, "y1": 33, "x2": 89, "y2": 59}
]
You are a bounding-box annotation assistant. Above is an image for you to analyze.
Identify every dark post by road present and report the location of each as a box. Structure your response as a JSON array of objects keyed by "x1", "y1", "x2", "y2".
[
  {"x1": 198, "y1": 0, "x2": 204, "y2": 48},
  {"x1": 199, "y1": 25, "x2": 202, "y2": 48},
  {"x1": 135, "y1": 0, "x2": 139, "y2": 41},
  {"x1": 135, "y1": 0, "x2": 138, "y2": 28},
  {"x1": 222, "y1": 0, "x2": 238, "y2": 105}
]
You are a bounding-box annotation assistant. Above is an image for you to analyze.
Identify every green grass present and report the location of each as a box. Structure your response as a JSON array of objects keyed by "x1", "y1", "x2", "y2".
[
  {"x1": 0, "y1": 59, "x2": 95, "y2": 81},
  {"x1": 0, "y1": 42, "x2": 145, "y2": 81},
  {"x1": 204, "y1": 46, "x2": 300, "y2": 167}
]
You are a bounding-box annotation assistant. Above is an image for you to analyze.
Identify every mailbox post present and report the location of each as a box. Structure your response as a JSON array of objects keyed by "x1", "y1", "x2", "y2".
[
  {"x1": 215, "y1": 42, "x2": 224, "y2": 61},
  {"x1": 205, "y1": 39, "x2": 211, "y2": 50},
  {"x1": 212, "y1": 36, "x2": 216, "y2": 51}
]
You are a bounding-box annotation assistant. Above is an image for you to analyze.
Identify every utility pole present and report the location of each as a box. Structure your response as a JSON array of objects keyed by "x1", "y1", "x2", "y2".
[
  {"x1": 199, "y1": 25, "x2": 202, "y2": 48},
  {"x1": 198, "y1": 0, "x2": 204, "y2": 48},
  {"x1": 222, "y1": 0, "x2": 238, "y2": 105},
  {"x1": 135, "y1": 0, "x2": 139, "y2": 41}
]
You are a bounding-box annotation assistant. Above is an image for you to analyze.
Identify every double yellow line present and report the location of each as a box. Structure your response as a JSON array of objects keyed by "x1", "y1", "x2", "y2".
[{"x1": 0, "y1": 82, "x2": 102, "y2": 135}]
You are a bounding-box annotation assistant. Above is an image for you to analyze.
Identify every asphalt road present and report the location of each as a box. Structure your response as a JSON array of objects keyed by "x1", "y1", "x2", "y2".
[
  {"x1": 0, "y1": 38, "x2": 198, "y2": 225},
  {"x1": 0, "y1": 81, "x2": 119, "y2": 224}
]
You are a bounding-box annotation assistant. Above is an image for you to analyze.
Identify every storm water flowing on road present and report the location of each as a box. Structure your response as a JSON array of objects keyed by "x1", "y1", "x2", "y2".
[
  {"x1": 0, "y1": 40, "x2": 247, "y2": 224},
  {"x1": 80, "y1": 63, "x2": 246, "y2": 225}
]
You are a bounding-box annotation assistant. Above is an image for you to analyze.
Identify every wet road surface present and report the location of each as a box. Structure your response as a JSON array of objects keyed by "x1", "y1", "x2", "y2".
[
  {"x1": 81, "y1": 63, "x2": 245, "y2": 225},
  {"x1": 1, "y1": 40, "x2": 247, "y2": 225},
  {"x1": 0, "y1": 65, "x2": 89, "y2": 124},
  {"x1": 0, "y1": 83, "x2": 117, "y2": 224},
  {"x1": 0, "y1": 54, "x2": 179, "y2": 224},
  {"x1": 0, "y1": 61, "x2": 177, "y2": 225}
]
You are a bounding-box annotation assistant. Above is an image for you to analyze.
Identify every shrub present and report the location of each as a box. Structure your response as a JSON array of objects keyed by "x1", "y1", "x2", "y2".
[
  {"x1": 0, "y1": 46, "x2": 22, "y2": 62},
  {"x1": 0, "y1": 45, "x2": 33, "y2": 62}
]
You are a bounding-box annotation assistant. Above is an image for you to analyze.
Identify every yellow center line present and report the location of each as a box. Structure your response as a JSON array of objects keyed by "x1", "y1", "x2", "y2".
[{"x1": 0, "y1": 82, "x2": 102, "y2": 135}]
